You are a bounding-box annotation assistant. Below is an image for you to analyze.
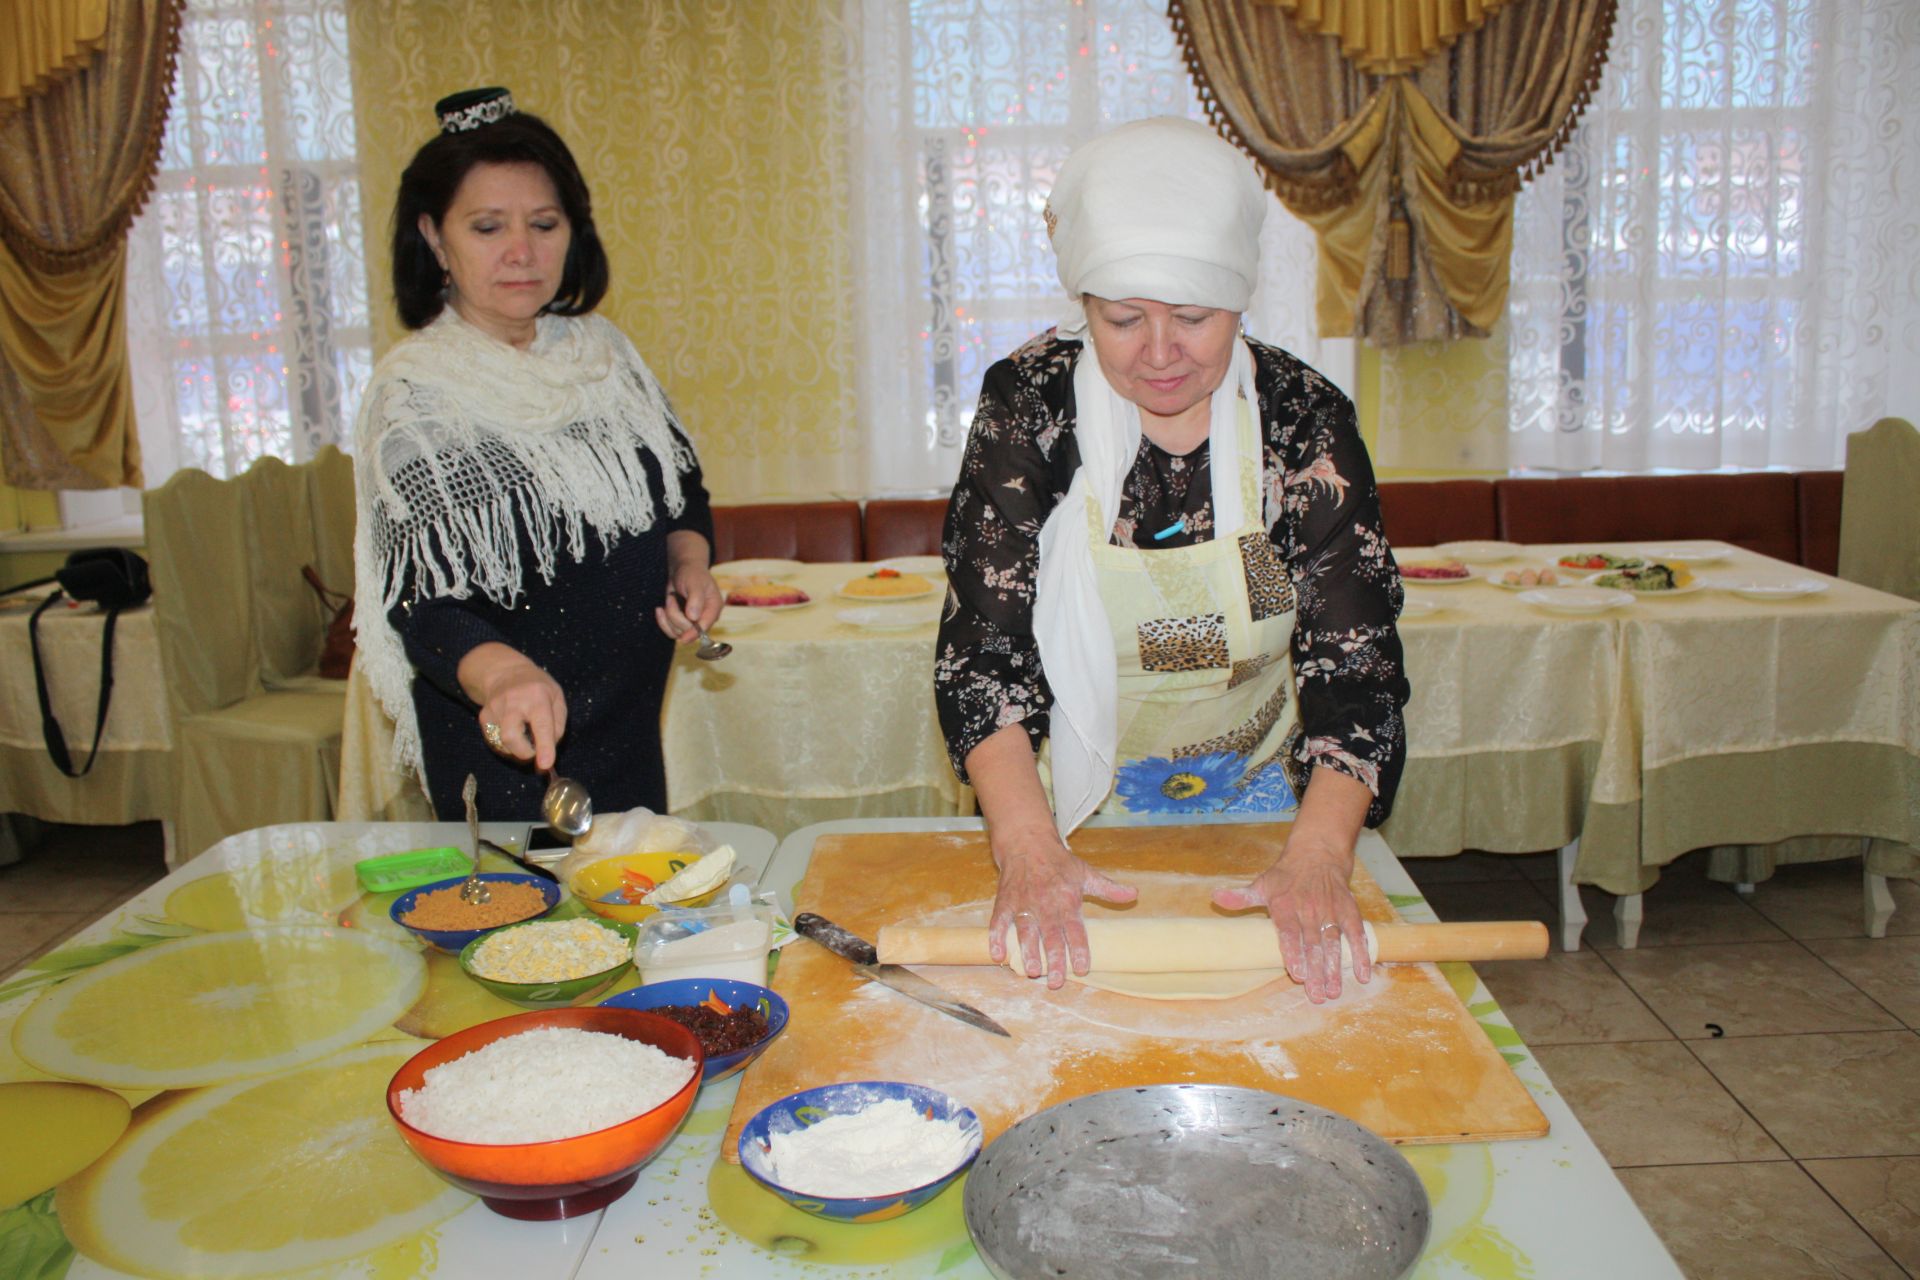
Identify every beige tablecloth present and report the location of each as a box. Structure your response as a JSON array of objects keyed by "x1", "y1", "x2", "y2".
[
  {"x1": 663, "y1": 562, "x2": 969, "y2": 833},
  {"x1": 0, "y1": 591, "x2": 175, "y2": 824},
  {"x1": 339, "y1": 549, "x2": 1919, "y2": 890},
  {"x1": 1386, "y1": 545, "x2": 1920, "y2": 894}
]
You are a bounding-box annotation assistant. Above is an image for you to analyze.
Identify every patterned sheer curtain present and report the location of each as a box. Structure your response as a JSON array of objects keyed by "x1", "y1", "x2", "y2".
[
  {"x1": 846, "y1": 0, "x2": 1342, "y2": 496},
  {"x1": 124, "y1": 0, "x2": 368, "y2": 485},
  {"x1": 1506, "y1": 0, "x2": 1920, "y2": 472}
]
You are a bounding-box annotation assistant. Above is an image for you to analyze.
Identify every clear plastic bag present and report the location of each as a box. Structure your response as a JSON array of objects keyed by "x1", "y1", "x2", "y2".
[
  {"x1": 555, "y1": 807, "x2": 719, "y2": 889},
  {"x1": 635, "y1": 889, "x2": 784, "y2": 986}
]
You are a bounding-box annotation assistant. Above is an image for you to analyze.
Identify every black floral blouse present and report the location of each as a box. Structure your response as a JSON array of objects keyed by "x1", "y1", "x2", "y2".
[{"x1": 934, "y1": 331, "x2": 1410, "y2": 827}]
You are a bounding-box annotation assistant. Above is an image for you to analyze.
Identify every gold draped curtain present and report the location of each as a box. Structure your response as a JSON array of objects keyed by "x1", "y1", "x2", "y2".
[
  {"x1": 1173, "y1": 0, "x2": 1614, "y2": 345},
  {"x1": 346, "y1": 0, "x2": 863, "y2": 502},
  {"x1": 1264, "y1": 0, "x2": 1515, "y2": 75},
  {"x1": 0, "y1": 0, "x2": 180, "y2": 489},
  {"x1": 0, "y1": 0, "x2": 108, "y2": 122}
]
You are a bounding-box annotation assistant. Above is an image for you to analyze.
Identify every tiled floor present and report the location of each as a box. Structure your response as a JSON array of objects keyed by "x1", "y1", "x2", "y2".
[
  {"x1": 3, "y1": 826, "x2": 1917, "y2": 1277},
  {"x1": 1418, "y1": 849, "x2": 1920, "y2": 1279}
]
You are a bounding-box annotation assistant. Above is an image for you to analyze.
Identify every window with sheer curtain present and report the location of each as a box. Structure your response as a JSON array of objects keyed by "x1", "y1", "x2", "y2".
[
  {"x1": 124, "y1": 0, "x2": 368, "y2": 487},
  {"x1": 1506, "y1": 0, "x2": 1918, "y2": 472},
  {"x1": 846, "y1": 0, "x2": 1340, "y2": 497}
]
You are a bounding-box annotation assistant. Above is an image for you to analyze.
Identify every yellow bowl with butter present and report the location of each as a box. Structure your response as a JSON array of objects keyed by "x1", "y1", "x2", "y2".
[{"x1": 569, "y1": 852, "x2": 725, "y2": 924}]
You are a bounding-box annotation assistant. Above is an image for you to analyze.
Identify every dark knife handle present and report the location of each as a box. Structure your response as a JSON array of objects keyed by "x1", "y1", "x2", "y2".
[{"x1": 793, "y1": 912, "x2": 879, "y2": 966}]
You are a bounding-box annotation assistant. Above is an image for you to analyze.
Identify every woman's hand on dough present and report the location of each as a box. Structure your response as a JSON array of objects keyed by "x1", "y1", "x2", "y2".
[
  {"x1": 989, "y1": 824, "x2": 1137, "y2": 990},
  {"x1": 1212, "y1": 835, "x2": 1370, "y2": 1004},
  {"x1": 458, "y1": 643, "x2": 568, "y2": 772}
]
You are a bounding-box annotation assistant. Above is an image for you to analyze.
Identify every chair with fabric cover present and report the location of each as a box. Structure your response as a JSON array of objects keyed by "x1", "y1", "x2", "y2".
[
  {"x1": 710, "y1": 501, "x2": 863, "y2": 563},
  {"x1": 143, "y1": 448, "x2": 357, "y2": 863},
  {"x1": 1838, "y1": 417, "x2": 1920, "y2": 601}
]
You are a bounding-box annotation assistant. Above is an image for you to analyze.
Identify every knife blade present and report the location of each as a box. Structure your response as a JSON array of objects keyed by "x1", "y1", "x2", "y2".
[{"x1": 793, "y1": 912, "x2": 1012, "y2": 1038}]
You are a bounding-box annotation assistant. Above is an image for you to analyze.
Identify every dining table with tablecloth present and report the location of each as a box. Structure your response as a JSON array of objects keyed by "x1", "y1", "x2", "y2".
[{"x1": 339, "y1": 548, "x2": 1920, "y2": 940}]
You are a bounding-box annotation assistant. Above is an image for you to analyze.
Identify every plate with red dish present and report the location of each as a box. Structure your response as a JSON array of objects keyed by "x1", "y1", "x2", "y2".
[
  {"x1": 723, "y1": 579, "x2": 813, "y2": 609},
  {"x1": 1398, "y1": 558, "x2": 1474, "y2": 584}
]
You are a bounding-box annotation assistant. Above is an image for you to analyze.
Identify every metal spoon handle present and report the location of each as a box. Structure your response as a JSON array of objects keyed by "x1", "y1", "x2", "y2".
[{"x1": 458, "y1": 773, "x2": 490, "y2": 904}]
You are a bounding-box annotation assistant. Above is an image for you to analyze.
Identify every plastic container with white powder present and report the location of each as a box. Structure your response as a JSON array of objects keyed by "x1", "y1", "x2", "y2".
[{"x1": 635, "y1": 890, "x2": 777, "y2": 986}]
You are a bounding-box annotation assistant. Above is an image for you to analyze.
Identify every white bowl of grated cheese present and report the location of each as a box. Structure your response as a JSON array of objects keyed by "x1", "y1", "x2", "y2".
[
  {"x1": 458, "y1": 916, "x2": 638, "y2": 1007},
  {"x1": 737, "y1": 1080, "x2": 982, "y2": 1222}
]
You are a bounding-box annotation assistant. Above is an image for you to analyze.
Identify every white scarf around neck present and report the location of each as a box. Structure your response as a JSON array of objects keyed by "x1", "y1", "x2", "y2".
[{"x1": 1034, "y1": 337, "x2": 1258, "y2": 837}]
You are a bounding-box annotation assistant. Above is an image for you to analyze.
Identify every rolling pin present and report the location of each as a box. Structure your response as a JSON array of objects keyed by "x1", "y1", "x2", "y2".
[{"x1": 876, "y1": 918, "x2": 1548, "y2": 971}]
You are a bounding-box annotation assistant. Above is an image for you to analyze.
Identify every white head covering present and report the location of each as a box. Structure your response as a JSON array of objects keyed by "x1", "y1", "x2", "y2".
[
  {"x1": 1033, "y1": 117, "x2": 1268, "y2": 836},
  {"x1": 1046, "y1": 116, "x2": 1268, "y2": 337}
]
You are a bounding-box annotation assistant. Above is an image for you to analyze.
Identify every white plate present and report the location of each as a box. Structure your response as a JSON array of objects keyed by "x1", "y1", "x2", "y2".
[
  {"x1": 836, "y1": 582, "x2": 940, "y2": 602},
  {"x1": 1433, "y1": 540, "x2": 1524, "y2": 564},
  {"x1": 836, "y1": 605, "x2": 942, "y2": 631},
  {"x1": 1707, "y1": 576, "x2": 1831, "y2": 602},
  {"x1": 1483, "y1": 567, "x2": 1568, "y2": 590},
  {"x1": 712, "y1": 609, "x2": 774, "y2": 633},
  {"x1": 1399, "y1": 597, "x2": 1443, "y2": 619},
  {"x1": 736, "y1": 598, "x2": 814, "y2": 612},
  {"x1": 713, "y1": 558, "x2": 804, "y2": 579},
  {"x1": 1634, "y1": 541, "x2": 1735, "y2": 564},
  {"x1": 875, "y1": 555, "x2": 946, "y2": 576},
  {"x1": 1517, "y1": 586, "x2": 1635, "y2": 614},
  {"x1": 1582, "y1": 573, "x2": 1708, "y2": 598}
]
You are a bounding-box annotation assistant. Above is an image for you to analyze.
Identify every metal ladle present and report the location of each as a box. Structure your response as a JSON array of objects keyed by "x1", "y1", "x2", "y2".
[
  {"x1": 458, "y1": 773, "x2": 490, "y2": 904},
  {"x1": 541, "y1": 767, "x2": 593, "y2": 838}
]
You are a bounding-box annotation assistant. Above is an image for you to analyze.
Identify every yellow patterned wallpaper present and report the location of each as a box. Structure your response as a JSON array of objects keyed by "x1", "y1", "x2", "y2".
[{"x1": 346, "y1": 0, "x2": 862, "y2": 501}]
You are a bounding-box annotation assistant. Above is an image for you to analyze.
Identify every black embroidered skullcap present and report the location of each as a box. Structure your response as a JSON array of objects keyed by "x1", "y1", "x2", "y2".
[{"x1": 435, "y1": 87, "x2": 516, "y2": 135}]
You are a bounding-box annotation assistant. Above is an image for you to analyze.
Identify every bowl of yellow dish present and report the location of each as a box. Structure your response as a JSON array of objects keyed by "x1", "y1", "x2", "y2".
[{"x1": 569, "y1": 850, "x2": 730, "y2": 924}]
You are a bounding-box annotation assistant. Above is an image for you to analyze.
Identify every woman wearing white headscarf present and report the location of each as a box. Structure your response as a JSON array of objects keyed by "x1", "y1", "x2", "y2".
[{"x1": 934, "y1": 118, "x2": 1409, "y2": 1003}]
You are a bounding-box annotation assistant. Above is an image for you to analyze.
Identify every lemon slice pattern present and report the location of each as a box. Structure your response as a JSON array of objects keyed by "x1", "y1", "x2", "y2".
[
  {"x1": 12, "y1": 927, "x2": 426, "y2": 1089},
  {"x1": 58, "y1": 1040, "x2": 470, "y2": 1279},
  {"x1": 0, "y1": 1081, "x2": 130, "y2": 1208},
  {"x1": 165, "y1": 859, "x2": 364, "y2": 933}
]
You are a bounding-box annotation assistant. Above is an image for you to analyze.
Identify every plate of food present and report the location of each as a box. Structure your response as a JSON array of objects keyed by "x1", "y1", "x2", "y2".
[
  {"x1": 1433, "y1": 540, "x2": 1523, "y2": 564},
  {"x1": 1633, "y1": 541, "x2": 1735, "y2": 565},
  {"x1": 1517, "y1": 586, "x2": 1635, "y2": 614},
  {"x1": 837, "y1": 568, "x2": 939, "y2": 601},
  {"x1": 724, "y1": 579, "x2": 813, "y2": 609},
  {"x1": 1487, "y1": 566, "x2": 1565, "y2": 590},
  {"x1": 1705, "y1": 574, "x2": 1831, "y2": 602},
  {"x1": 1553, "y1": 551, "x2": 1645, "y2": 574},
  {"x1": 836, "y1": 604, "x2": 942, "y2": 631},
  {"x1": 875, "y1": 555, "x2": 946, "y2": 576},
  {"x1": 1398, "y1": 558, "x2": 1474, "y2": 584},
  {"x1": 713, "y1": 559, "x2": 804, "y2": 580},
  {"x1": 1586, "y1": 563, "x2": 1702, "y2": 596}
]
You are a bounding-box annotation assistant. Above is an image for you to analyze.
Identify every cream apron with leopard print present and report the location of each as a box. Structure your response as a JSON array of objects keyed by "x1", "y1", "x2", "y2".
[{"x1": 1045, "y1": 399, "x2": 1303, "y2": 818}]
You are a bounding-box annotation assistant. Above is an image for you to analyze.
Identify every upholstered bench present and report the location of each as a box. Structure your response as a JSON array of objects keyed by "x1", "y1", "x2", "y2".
[{"x1": 710, "y1": 501, "x2": 863, "y2": 563}]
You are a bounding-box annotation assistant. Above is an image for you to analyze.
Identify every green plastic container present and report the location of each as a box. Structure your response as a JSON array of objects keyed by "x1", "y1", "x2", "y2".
[{"x1": 354, "y1": 846, "x2": 474, "y2": 894}]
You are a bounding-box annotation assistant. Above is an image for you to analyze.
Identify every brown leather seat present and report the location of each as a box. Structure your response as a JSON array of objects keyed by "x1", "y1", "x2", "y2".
[
  {"x1": 863, "y1": 498, "x2": 949, "y2": 561},
  {"x1": 1376, "y1": 480, "x2": 1499, "y2": 548},
  {"x1": 1494, "y1": 474, "x2": 1801, "y2": 563},
  {"x1": 710, "y1": 501, "x2": 863, "y2": 563},
  {"x1": 1796, "y1": 471, "x2": 1843, "y2": 574}
]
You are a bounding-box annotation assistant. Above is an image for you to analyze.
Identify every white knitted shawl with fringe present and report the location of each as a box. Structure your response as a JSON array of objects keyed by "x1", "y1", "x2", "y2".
[{"x1": 352, "y1": 308, "x2": 693, "y2": 777}]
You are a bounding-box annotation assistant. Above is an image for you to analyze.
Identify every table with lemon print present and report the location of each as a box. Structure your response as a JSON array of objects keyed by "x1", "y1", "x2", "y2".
[{"x1": 0, "y1": 819, "x2": 780, "y2": 1280}]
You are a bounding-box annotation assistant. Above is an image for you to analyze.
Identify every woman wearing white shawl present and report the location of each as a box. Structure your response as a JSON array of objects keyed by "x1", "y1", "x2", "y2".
[
  {"x1": 354, "y1": 90, "x2": 720, "y2": 822},
  {"x1": 933, "y1": 118, "x2": 1409, "y2": 1003}
]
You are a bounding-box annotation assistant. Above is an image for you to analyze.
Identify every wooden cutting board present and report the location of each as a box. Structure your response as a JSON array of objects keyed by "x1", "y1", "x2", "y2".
[{"x1": 725, "y1": 825, "x2": 1546, "y2": 1161}]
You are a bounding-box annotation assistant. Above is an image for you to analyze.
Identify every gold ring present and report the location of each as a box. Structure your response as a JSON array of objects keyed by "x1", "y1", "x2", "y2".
[{"x1": 482, "y1": 722, "x2": 505, "y2": 751}]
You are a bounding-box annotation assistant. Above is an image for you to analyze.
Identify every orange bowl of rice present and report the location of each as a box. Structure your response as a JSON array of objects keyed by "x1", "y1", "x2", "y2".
[{"x1": 386, "y1": 1006, "x2": 704, "y2": 1220}]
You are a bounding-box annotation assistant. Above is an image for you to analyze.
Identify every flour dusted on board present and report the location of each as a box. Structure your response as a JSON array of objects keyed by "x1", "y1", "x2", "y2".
[{"x1": 765, "y1": 1098, "x2": 975, "y2": 1198}]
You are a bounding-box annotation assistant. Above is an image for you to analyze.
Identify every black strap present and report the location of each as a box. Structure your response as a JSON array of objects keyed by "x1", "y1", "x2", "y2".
[{"x1": 28, "y1": 591, "x2": 119, "y2": 778}]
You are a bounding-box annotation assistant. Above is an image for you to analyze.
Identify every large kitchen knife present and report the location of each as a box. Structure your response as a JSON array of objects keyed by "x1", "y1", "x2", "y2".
[{"x1": 793, "y1": 912, "x2": 1012, "y2": 1038}]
